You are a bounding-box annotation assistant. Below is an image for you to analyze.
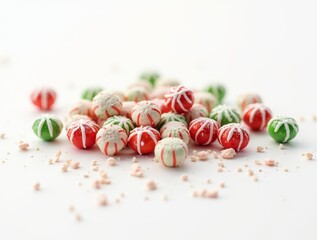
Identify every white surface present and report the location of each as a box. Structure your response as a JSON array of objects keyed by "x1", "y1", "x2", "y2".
[{"x1": 1, "y1": 1, "x2": 317, "y2": 239}]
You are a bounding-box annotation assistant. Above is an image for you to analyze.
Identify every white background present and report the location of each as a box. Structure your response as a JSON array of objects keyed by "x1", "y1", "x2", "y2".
[{"x1": 0, "y1": 1, "x2": 317, "y2": 240}]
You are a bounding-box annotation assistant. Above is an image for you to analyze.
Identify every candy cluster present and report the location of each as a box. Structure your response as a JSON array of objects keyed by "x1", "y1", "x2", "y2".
[{"x1": 31, "y1": 74, "x2": 299, "y2": 167}]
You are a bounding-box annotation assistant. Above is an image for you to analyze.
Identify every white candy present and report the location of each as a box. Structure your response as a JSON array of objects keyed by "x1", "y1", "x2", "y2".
[
  {"x1": 131, "y1": 101, "x2": 161, "y2": 127},
  {"x1": 155, "y1": 138, "x2": 188, "y2": 167},
  {"x1": 160, "y1": 121, "x2": 190, "y2": 145},
  {"x1": 92, "y1": 91, "x2": 122, "y2": 120}
]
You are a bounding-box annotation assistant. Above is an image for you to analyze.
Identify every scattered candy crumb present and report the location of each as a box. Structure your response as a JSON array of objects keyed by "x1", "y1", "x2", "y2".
[
  {"x1": 221, "y1": 148, "x2": 236, "y2": 159},
  {"x1": 146, "y1": 180, "x2": 157, "y2": 191}
]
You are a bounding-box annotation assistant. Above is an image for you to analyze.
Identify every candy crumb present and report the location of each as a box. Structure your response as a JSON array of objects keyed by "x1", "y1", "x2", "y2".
[
  {"x1": 197, "y1": 151, "x2": 209, "y2": 161},
  {"x1": 256, "y1": 146, "x2": 265, "y2": 153},
  {"x1": 19, "y1": 142, "x2": 29, "y2": 151},
  {"x1": 220, "y1": 182, "x2": 225, "y2": 188},
  {"x1": 304, "y1": 152, "x2": 314, "y2": 160},
  {"x1": 146, "y1": 180, "x2": 157, "y2": 191},
  {"x1": 0, "y1": 133, "x2": 5, "y2": 139},
  {"x1": 212, "y1": 151, "x2": 219, "y2": 159},
  {"x1": 279, "y1": 144, "x2": 285, "y2": 150},
  {"x1": 180, "y1": 174, "x2": 188, "y2": 181},
  {"x1": 132, "y1": 157, "x2": 138, "y2": 163},
  {"x1": 106, "y1": 157, "x2": 116, "y2": 166},
  {"x1": 221, "y1": 148, "x2": 236, "y2": 159},
  {"x1": 264, "y1": 159, "x2": 278, "y2": 167},
  {"x1": 33, "y1": 182, "x2": 41, "y2": 191},
  {"x1": 131, "y1": 164, "x2": 144, "y2": 177},
  {"x1": 97, "y1": 194, "x2": 108, "y2": 206},
  {"x1": 71, "y1": 161, "x2": 80, "y2": 169}
]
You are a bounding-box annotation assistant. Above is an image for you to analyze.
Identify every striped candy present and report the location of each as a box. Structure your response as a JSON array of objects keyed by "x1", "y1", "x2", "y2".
[
  {"x1": 31, "y1": 88, "x2": 56, "y2": 111},
  {"x1": 96, "y1": 125, "x2": 128, "y2": 156},
  {"x1": 67, "y1": 119, "x2": 99, "y2": 149},
  {"x1": 218, "y1": 123, "x2": 250, "y2": 151},
  {"x1": 103, "y1": 116, "x2": 135, "y2": 135},
  {"x1": 242, "y1": 103, "x2": 272, "y2": 131},
  {"x1": 32, "y1": 114, "x2": 63, "y2": 141},
  {"x1": 209, "y1": 104, "x2": 241, "y2": 126},
  {"x1": 184, "y1": 103, "x2": 208, "y2": 124},
  {"x1": 237, "y1": 93, "x2": 262, "y2": 111},
  {"x1": 68, "y1": 100, "x2": 97, "y2": 120},
  {"x1": 128, "y1": 126, "x2": 161, "y2": 155},
  {"x1": 189, "y1": 117, "x2": 219, "y2": 145},
  {"x1": 155, "y1": 138, "x2": 188, "y2": 168},
  {"x1": 131, "y1": 101, "x2": 161, "y2": 127},
  {"x1": 160, "y1": 121, "x2": 190, "y2": 145},
  {"x1": 92, "y1": 91, "x2": 122, "y2": 120},
  {"x1": 157, "y1": 112, "x2": 187, "y2": 130},
  {"x1": 164, "y1": 85, "x2": 194, "y2": 113}
]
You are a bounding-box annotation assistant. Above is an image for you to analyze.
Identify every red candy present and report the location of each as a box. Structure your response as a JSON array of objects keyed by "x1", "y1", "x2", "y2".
[
  {"x1": 128, "y1": 126, "x2": 161, "y2": 155},
  {"x1": 164, "y1": 85, "x2": 194, "y2": 113},
  {"x1": 67, "y1": 119, "x2": 100, "y2": 149},
  {"x1": 242, "y1": 103, "x2": 272, "y2": 131},
  {"x1": 218, "y1": 123, "x2": 250, "y2": 151},
  {"x1": 31, "y1": 88, "x2": 56, "y2": 111},
  {"x1": 189, "y1": 117, "x2": 219, "y2": 145}
]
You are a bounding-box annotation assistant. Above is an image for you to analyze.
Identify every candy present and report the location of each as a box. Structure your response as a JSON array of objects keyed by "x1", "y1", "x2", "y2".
[
  {"x1": 92, "y1": 91, "x2": 122, "y2": 120},
  {"x1": 184, "y1": 103, "x2": 208, "y2": 124},
  {"x1": 68, "y1": 100, "x2": 97, "y2": 120},
  {"x1": 32, "y1": 114, "x2": 63, "y2": 141},
  {"x1": 150, "y1": 98, "x2": 169, "y2": 114},
  {"x1": 125, "y1": 87, "x2": 149, "y2": 102},
  {"x1": 209, "y1": 104, "x2": 241, "y2": 126},
  {"x1": 237, "y1": 93, "x2": 262, "y2": 111},
  {"x1": 31, "y1": 88, "x2": 56, "y2": 111},
  {"x1": 67, "y1": 119, "x2": 100, "y2": 149},
  {"x1": 120, "y1": 101, "x2": 135, "y2": 118},
  {"x1": 155, "y1": 138, "x2": 188, "y2": 167},
  {"x1": 242, "y1": 103, "x2": 272, "y2": 131},
  {"x1": 81, "y1": 87, "x2": 103, "y2": 101},
  {"x1": 160, "y1": 121, "x2": 190, "y2": 145},
  {"x1": 164, "y1": 85, "x2": 194, "y2": 113},
  {"x1": 96, "y1": 125, "x2": 128, "y2": 156},
  {"x1": 103, "y1": 116, "x2": 134, "y2": 135},
  {"x1": 189, "y1": 117, "x2": 219, "y2": 145},
  {"x1": 140, "y1": 71, "x2": 160, "y2": 87},
  {"x1": 205, "y1": 84, "x2": 226, "y2": 103},
  {"x1": 218, "y1": 123, "x2": 250, "y2": 151},
  {"x1": 156, "y1": 78, "x2": 180, "y2": 88},
  {"x1": 128, "y1": 81, "x2": 152, "y2": 93},
  {"x1": 128, "y1": 126, "x2": 161, "y2": 155},
  {"x1": 131, "y1": 101, "x2": 161, "y2": 127},
  {"x1": 267, "y1": 116, "x2": 299, "y2": 143},
  {"x1": 157, "y1": 112, "x2": 187, "y2": 130},
  {"x1": 150, "y1": 86, "x2": 170, "y2": 99},
  {"x1": 194, "y1": 91, "x2": 218, "y2": 113}
]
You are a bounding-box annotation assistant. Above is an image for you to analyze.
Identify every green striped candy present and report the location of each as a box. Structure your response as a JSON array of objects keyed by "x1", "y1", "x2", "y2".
[
  {"x1": 157, "y1": 113, "x2": 188, "y2": 130},
  {"x1": 82, "y1": 87, "x2": 103, "y2": 101},
  {"x1": 205, "y1": 84, "x2": 226, "y2": 103},
  {"x1": 209, "y1": 104, "x2": 241, "y2": 126},
  {"x1": 267, "y1": 116, "x2": 299, "y2": 143},
  {"x1": 140, "y1": 71, "x2": 160, "y2": 87},
  {"x1": 32, "y1": 114, "x2": 63, "y2": 141},
  {"x1": 103, "y1": 116, "x2": 135, "y2": 135}
]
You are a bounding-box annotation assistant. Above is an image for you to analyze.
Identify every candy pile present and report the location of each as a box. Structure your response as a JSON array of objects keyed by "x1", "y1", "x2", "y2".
[{"x1": 30, "y1": 74, "x2": 299, "y2": 167}]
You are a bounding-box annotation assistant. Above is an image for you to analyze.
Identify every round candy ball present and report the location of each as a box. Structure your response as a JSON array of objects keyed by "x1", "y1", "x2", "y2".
[
  {"x1": 96, "y1": 125, "x2": 128, "y2": 156},
  {"x1": 237, "y1": 93, "x2": 262, "y2": 111},
  {"x1": 128, "y1": 126, "x2": 161, "y2": 155},
  {"x1": 267, "y1": 116, "x2": 299, "y2": 143},
  {"x1": 68, "y1": 100, "x2": 97, "y2": 120},
  {"x1": 242, "y1": 103, "x2": 272, "y2": 131},
  {"x1": 164, "y1": 85, "x2": 194, "y2": 114},
  {"x1": 184, "y1": 103, "x2": 208, "y2": 124},
  {"x1": 160, "y1": 121, "x2": 190, "y2": 145},
  {"x1": 155, "y1": 138, "x2": 188, "y2": 168},
  {"x1": 189, "y1": 117, "x2": 219, "y2": 145},
  {"x1": 32, "y1": 114, "x2": 63, "y2": 141},
  {"x1": 103, "y1": 116, "x2": 134, "y2": 135},
  {"x1": 205, "y1": 83, "x2": 226, "y2": 103},
  {"x1": 157, "y1": 112, "x2": 188, "y2": 130},
  {"x1": 81, "y1": 87, "x2": 103, "y2": 101},
  {"x1": 31, "y1": 88, "x2": 56, "y2": 111},
  {"x1": 194, "y1": 91, "x2": 218, "y2": 113},
  {"x1": 218, "y1": 123, "x2": 250, "y2": 151},
  {"x1": 210, "y1": 104, "x2": 241, "y2": 126},
  {"x1": 125, "y1": 87, "x2": 149, "y2": 102},
  {"x1": 131, "y1": 101, "x2": 161, "y2": 127},
  {"x1": 140, "y1": 71, "x2": 160, "y2": 87},
  {"x1": 67, "y1": 119, "x2": 100, "y2": 149},
  {"x1": 92, "y1": 91, "x2": 122, "y2": 120}
]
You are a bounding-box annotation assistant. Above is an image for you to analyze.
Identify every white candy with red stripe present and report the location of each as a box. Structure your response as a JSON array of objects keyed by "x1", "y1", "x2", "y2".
[
  {"x1": 92, "y1": 91, "x2": 122, "y2": 120},
  {"x1": 131, "y1": 101, "x2": 161, "y2": 127},
  {"x1": 160, "y1": 121, "x2": 190, "y2": 145},
  {"x1": 68, "y1": 100, "x2": 96, "y2": 119},
  {"x1": 96, "y1": 125, "x2": 128, "y2": 156},
  {"x1": 155, "y1": 138, "x2": 188, "y2": 168}
]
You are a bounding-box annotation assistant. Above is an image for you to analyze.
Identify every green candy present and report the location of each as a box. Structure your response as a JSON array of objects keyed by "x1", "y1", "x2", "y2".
[
  {"x1": 209, "y1": 104, "x2": 241, "y2": 126},
  {"x1": 205, "y1": 84, "x2": 226, "y2": 103},
  {"x1": 103, "y1": 116, "x2": 135, "y2": 135},
  {"x1": 267, "y1": 116, "x2": 299, "y2": 143},
  {"x1": 82, "y1": 87, "x2": 103, "y2": 101},
  {"x1": 140, "y1": 71, "x2": 160, "y2": 87},
  {"x1": 32, "y1": 114, "x2": 63, "y2": 141},
  {"x1": 157, "y1": 113, "x2": 188, "y2": 130}
]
